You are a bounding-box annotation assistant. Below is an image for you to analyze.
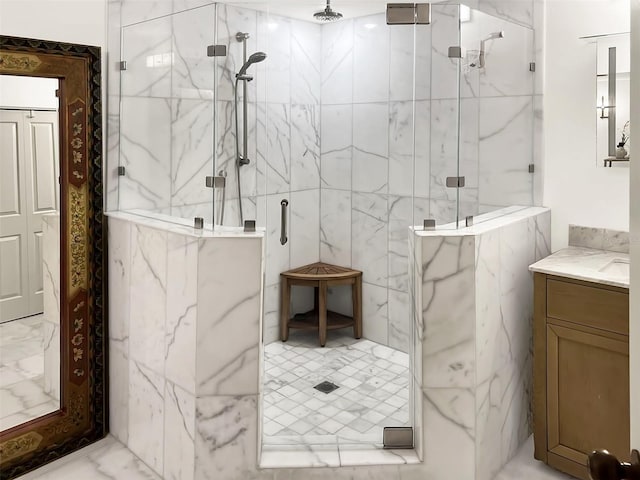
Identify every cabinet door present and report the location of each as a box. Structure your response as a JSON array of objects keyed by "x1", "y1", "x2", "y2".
[{"x1": 547, "y1": 323, "x2": 629, "y2": 467}]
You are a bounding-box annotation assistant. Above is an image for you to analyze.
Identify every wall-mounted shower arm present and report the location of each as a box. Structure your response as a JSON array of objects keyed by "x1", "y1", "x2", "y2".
[{"x1": 475, "y1": 31, "x2": 505, "y2": 68}]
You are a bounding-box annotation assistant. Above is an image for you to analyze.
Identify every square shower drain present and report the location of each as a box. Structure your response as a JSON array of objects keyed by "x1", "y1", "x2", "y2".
[{"x1": 314, "y1": 381, "x2": 339, "y2": 394}]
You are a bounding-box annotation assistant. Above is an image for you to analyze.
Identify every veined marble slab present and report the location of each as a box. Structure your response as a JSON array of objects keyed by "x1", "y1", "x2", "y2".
[
  {"x1": 106, "y1": 211, "x2": 264, "y2": 239},
  {"x1": 568, "y1": 225, "x2": 630, "y2": 254},
  {"x1": 529, "y1": 247, "x2": 630, "y2": 289}
]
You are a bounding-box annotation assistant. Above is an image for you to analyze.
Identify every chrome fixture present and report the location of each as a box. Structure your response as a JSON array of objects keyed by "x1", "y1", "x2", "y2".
[
  {"x1": 244, "y1": 220, "x2": 256, "y2": 233},
  {"x1": 194, "y1": 217, "x2": 204, "y2": 230},
  {"x1": 446, "y1": 176, "x2": 466, "y2": 188},
  {"x1": 423, "y1": 219, "x2": 436, "y2": 231},
  {"x1": 314, "y1": 0, "x2": 343, "y2": 22},
  {"x1": 237, "y1": 51, "x2": 267, "y2": 81},
  {"x1": 280, "y1": 199, "x2": 289, "y2": 245},
  {"x1": 448, "y1": 46, "x2": 466, "y2": 59},
  {"x1": 234, "y1": 31, "x2": 267, "y2": 224},
  {"x1": 470, "y1": 31, "x2": 505, "y2": 68},
  {"x1": 207, "y1": 44, "x2": 227, "y2": 57},
  {"x1": 386, "y1": 3, "x2": 431, "y2": 25},
  {"x1": 383, "y1": 427, "x2": 414, "y2": 449}
]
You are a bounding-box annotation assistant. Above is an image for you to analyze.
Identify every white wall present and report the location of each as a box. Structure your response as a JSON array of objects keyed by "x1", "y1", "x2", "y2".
[
  {"x1": 629, "y1": 0, "x2": 640, "y2": 448},
  {"x1": 0, "y1": 0, "x2": 108, "y2": 209},
  {"x1": 544, "y1": 0, "x2": 630, "y2": 251},
  {"x1": 0, "y1": 76, "x2": 58, "y2": 109},
  {"x1": 0, "y1": 0, "x2": 105, "y2": 46}
]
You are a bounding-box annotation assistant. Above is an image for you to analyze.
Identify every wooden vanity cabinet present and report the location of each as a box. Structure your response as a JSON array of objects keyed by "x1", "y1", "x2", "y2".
[{"x1": 533, "y1": 273, "x2": 630, "y2": 480}]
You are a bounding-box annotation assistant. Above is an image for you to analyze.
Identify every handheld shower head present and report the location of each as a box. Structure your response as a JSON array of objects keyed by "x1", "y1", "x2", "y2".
[{"x1": 237, "y1": 52, "x2": 267, "y2": 78}]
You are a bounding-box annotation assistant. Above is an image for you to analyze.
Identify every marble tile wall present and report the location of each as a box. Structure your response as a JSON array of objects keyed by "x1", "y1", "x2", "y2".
[
  {"x1": 41, "y1": 214, "x2": 60, "y2": 401},
  {"x1": 213, "y1": 5, "x2": 322, "y2": 346},
  {"x1": 318, "y1": 14, "x2": 420, "y2": 354},
  {"x1": 568, "y1": 224, "x2": 630, "y2": 253},
  {"x1": 317, "y1": 5, "x2": 539, "y2": 354},
  {"x1": 412, "y1": 206, "x2": 551, "y2": 480},
  {"x1": 107, "y1": 215, "x2": 263, "y2": 479},
  {"x1": 106, "y1": 207, "x2": 547, "y2": 479},
  {"x1": 108, "y1": 1, "x2": 541, "y2": 353}
]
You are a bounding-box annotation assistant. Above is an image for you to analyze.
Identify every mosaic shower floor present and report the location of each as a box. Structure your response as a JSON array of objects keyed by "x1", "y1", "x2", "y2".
[
  {"x1": 0, "y1": 314, "x2": 58, "y2": 430},
  {"x1": 262, "y1": 330, "x2": 410, "y2": 450}
]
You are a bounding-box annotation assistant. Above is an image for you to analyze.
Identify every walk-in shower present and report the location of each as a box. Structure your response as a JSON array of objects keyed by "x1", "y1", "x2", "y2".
[{"x1": 114, "y1": 0, "x2": 535, "y2": 467}]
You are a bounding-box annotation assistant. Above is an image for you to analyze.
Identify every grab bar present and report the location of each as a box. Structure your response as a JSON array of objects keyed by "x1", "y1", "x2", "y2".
[{"x1": 280, "y1": 199, "x2": 288, "y2": 245}]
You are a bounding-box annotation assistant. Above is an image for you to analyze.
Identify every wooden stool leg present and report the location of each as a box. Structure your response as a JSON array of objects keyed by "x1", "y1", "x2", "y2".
[
  {"x1": 280, "y1": 278, "x2": 291, "y2": 342},
  {"x1": 353, "y1": 276, "x2": 362, "y2": 339},
  {"x1": 319, "y1": 280, "x2": 328, "y2": 347}
]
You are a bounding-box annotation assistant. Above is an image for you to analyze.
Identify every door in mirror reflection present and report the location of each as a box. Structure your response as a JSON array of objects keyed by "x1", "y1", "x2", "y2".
[{"x1": 0, "y1": 75, "x2": 61, "y2": 431}]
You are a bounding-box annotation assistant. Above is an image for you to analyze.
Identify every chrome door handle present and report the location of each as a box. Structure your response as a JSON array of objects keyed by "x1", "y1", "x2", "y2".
[{"x1": 280, "y1": 199, "x2": 288, "y2": 245}]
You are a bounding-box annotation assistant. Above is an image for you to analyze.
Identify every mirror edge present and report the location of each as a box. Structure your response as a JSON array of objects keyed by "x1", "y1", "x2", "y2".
[{"x1": 0, "y1": 35, "x2": 107, "y2": 479}]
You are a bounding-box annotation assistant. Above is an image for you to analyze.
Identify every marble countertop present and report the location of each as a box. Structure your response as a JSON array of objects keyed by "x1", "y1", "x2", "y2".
[{"x1": 529, "y1": 247, "x2": 630, "y2": 289}]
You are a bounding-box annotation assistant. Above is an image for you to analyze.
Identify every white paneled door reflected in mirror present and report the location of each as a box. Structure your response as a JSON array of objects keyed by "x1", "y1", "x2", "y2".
[{"x1": 0, "y1": 75, "x2": 61, "y2": 431}]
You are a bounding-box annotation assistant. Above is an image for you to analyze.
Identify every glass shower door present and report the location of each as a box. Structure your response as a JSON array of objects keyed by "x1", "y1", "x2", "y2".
[
  {"x1": 458, "y1": 9, "x2": 535, "y2": 224},
  {"x1": 413, "y1": 4, "x2": 463, "y2": 230},
  {"x1": 119, "y1": 4, "x2": 217, "y2": 229}
]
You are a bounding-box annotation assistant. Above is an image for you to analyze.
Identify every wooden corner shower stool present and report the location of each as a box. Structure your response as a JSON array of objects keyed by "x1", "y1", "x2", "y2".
[{"x1": 280, "y1": 262, "x2": 362, "y2": 347}]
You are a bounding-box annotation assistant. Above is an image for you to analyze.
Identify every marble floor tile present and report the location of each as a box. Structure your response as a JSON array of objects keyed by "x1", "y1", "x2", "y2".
[
  {"x1": 16, "y1": 436, "x2": 160, "y2": 480},
  {"x1": 13, "y1": 427, "x2": 572, "y2": 479},
  {"x1": 263, "y1": 330, "x2": 410, "y2": 450},
  {"x1": 0, "y1": 314, "x2": 58, "y2": 430},
  {"x1": 494, "y1": 436, "x2": 575, "y2": 480}
]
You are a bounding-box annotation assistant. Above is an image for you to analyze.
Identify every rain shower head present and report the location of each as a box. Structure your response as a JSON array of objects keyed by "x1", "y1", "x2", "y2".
[
  {"x1": 314, "y1": 0, "x2": 343, "y2": 22},
  {"x1": 237, "y1": 52, "x2": 267, "y2": 78}
]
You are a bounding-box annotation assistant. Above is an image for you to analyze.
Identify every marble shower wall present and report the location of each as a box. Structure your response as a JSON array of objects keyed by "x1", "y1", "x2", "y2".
[
  {"x1": 107, "y1": 214, "x2": 263, "y2": 479},
  {"x1": 318, "y1": 14, "x2": 424, "y2": 354},
  {"x1": 213, "y1": 5, "x2": 322, "y2": 346},
  {"x1": 107, "y1": 0, "x2": 542, "y2": 355},
  {"x1": 412, "y1": 206, "x2": 551, "y2": 480},
  {"x1": 317, "y1": 5, "x2": 538, "y2": 354},
  {"x1": 105, "y1": 207, "x2": 549, "y2": 480}
]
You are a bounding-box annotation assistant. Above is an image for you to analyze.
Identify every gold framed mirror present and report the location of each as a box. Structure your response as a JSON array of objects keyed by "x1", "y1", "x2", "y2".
[{"x1": 0, "y1": 36, "x2": 106, "y2": 479}]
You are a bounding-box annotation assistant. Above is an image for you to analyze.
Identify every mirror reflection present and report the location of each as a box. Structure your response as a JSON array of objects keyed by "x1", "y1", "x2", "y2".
[
  {"x1": 593, "y1": 33, "x2": 631, "y2": 166},
  {"x1": 0, "y1": 74, "x2": 61, "y2": 430}
]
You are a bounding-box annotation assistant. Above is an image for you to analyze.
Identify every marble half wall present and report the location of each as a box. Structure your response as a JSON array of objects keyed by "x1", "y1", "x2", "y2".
[
  {"x1": 412, "y1": 206, "x2": 551, "y2": 480},
  {"x1": 107, "y1": 206, "x2": 549, "y2": 480},
  {"x1": 107, "y1": 213, "x2": 263, "y2": 480}
]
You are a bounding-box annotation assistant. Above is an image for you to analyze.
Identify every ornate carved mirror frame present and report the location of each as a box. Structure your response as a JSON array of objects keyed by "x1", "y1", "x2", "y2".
[{"x1": 0, "y1": 36, "x2": 106, "y2": 479}]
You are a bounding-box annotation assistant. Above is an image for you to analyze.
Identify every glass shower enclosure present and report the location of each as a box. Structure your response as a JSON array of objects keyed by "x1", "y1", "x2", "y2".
[{"x1": 113, "y1": 1, "x2": 535, "y2": 453}]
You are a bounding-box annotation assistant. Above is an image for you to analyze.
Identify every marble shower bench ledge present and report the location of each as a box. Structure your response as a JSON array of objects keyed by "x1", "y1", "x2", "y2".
[{"x1": 106, "y1": 210, "x2": 265, "y2": 238}]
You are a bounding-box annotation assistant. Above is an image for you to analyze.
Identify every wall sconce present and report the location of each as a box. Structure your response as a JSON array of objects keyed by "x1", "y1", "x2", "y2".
[{"x1": 592, "y1": 46, "x2": 617, "y2": 155}]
